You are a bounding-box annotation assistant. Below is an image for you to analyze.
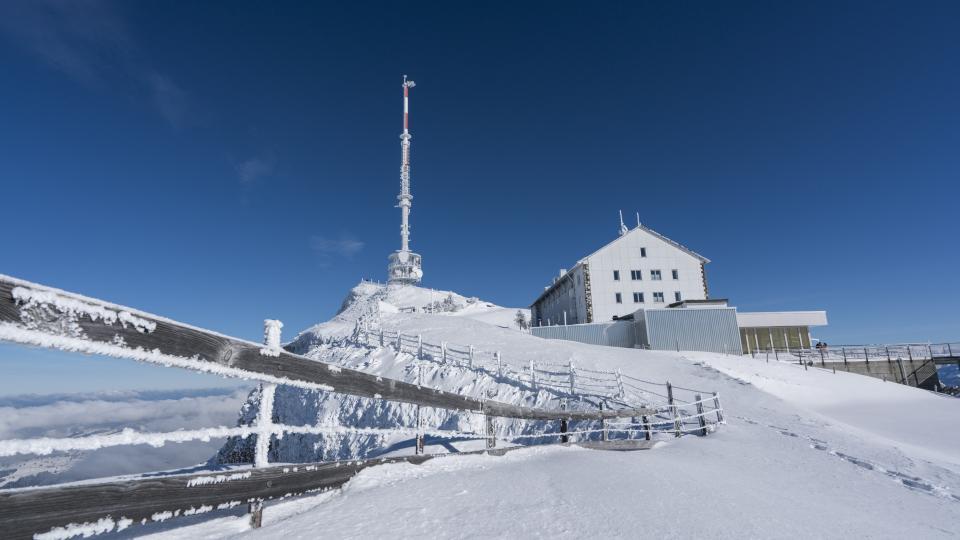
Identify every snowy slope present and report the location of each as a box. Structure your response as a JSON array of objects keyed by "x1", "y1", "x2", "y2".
[{"x1": 180, "y1": 282, "x2": 960, "y2": 539}]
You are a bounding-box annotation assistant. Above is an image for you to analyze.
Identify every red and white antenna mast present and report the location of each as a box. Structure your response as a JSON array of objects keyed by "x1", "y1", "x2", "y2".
[{"x1": 388, "y1": 75, "x2": 423, "y2": 285}]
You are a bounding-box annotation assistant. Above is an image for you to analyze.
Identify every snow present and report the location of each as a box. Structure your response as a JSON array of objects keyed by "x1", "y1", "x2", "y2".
[
  {"x1": 8, "y1": 279, "x2": 960, "y2": 538},
  {"x1": 198, "y1": 281, "x2": 960, "y2": 538}
]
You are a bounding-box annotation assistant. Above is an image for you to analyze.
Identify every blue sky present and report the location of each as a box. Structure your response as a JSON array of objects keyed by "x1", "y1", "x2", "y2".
[{"x1": 1, "y1": 1, "x2": 958, "y2": 394}]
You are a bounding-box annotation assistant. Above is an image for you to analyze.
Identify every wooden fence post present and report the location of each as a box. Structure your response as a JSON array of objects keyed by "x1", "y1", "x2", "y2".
[
  {"x1": 559, "y1": 400, "x2": 569, "y2": 444},
  {"x1": 712, "y1": 392, "x2": 724, "y2": 423},
  {"x1": 469, "y1": 345, "x2": 474, "y2": 369},
  {"x1": 496, "y1": 351, "x2": 502, "y2": 377},
  {"x1": 379, "y1": 329, "x2": 384, "y2": 347},
  {"x1": 642, "y1": 415, "x2": 651, "y2": 441},
  {"x1": 251, "y1": 319, "x2": 282, "y2": 529},
  {"x1": 666, "y1": 382, "x2": 681, "y2": 438},
  {"x1": 530, "y1": 361, "x2": 537, "y2": 389},
  {"x1": 695, "y1": 393, "x2": 707, "y2": 436},
  {"x1": 441, "y1": 341, "x2": 447, "y2": 364},
  {"x1": 615, "y1": 368, "x2": 625, "y2": 398},
  {"x1": 418, "y1": 334, "x2": 423, "y2": 359},
  {"x1": 600, "y1": 402, "x2": 608, "y2": 442},
  {"x1": 568, "y1": 361, "x2": 576, "y2": 394},
  {"x1": 485, "y1": 415, "x2": 495, "y2": 449},
  {"x1": 396, "y1": 332, "x2": 402, "y2": 350}
]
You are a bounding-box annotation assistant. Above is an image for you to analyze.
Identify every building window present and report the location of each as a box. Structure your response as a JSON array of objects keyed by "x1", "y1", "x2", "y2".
[
  {"x1": 613, "y1": 270, "x2": 620, "y2": 281},
  {"x1": 640, "y1": 248, "x2": 647, "y2": 257},
  {"x1": 653, "y1": 292, "x2": 665, "y2": 303},
  {"x1": 633, "y1": 292, "x2": 644, "y2": 303},
  {"x1": 672, "y1": 269, "x2": 679, "y2": 280},
  {"x1": 674, "y1": 291, "x2": 682, "y2": 302},
  {"x1": 615, "y1": 293, "x2": 622, "y2": 304},
  {"x1": 651, "y1": 270, "x2": 662, "y2": 281},
  {"x1": 630, "y1": 270, "x2": 642, "y2": 280}
]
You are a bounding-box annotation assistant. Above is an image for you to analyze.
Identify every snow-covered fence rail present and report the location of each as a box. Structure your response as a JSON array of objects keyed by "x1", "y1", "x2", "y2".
[
  {"x1": 0, "y1": 274, "x2": 682, "y2": 539},
  {"x1": 354, "y1": 325, "x2": 722, "y2": 417}
]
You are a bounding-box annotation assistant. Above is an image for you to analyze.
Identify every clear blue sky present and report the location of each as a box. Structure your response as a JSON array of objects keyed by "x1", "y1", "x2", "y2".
[{"x1": 1, "y1": 1, "x2": 957, "y2": 394}]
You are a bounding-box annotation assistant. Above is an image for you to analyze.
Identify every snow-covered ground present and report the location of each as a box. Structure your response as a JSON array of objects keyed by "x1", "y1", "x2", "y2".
[{"x1": 148, "y1": 282, "x2": 960, "y2": 539}]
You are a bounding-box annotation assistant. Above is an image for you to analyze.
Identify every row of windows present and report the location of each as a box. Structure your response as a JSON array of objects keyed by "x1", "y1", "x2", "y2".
[
  {"x1": 613, "y1": 269, "x2": 679, "y2": 281},
  {"x1": 615, "y1": 291, "x2": 681, "y2": 304}
]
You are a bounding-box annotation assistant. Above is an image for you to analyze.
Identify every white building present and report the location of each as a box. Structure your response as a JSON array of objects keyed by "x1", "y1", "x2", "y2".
[{"x1": 531, "y1": 216, "x2": 710, "y2": 326}]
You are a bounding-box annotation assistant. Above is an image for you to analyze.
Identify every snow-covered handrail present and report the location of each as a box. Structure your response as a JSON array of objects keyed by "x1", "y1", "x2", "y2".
[{"x1": 0, "y1": 274, "x2": 723, "y2": 539}]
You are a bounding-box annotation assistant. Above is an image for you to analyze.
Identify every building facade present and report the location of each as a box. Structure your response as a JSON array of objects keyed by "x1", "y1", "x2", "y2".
[{"x1": 531, "y1": 221, "x2": 710, "y2": 326}]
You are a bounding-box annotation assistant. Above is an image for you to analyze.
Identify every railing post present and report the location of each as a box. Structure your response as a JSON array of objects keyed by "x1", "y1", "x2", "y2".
[
  {"x1": 695, "y1": 393, "x2": 707, "y2": 436},
  {"x1": 820, "y1": 347, "x2": 825, "y2": 367},
  {"x1": 418, "y1": 334, "x2": 423, "y2": 359},
  {"x1": 842, "y1": 347, "x2": 847, "y2": 367},
  {"x1": 496, "y1": 351, "x2": 502, "y2": 377},
  {"x1": 615, "y1": 368, "x2": 625, "y2": 398},
  {"x1": 469, "y1": 345, "x2": 474, "y2": 369},
  {"x1": 666, "y1": 382, "x2": 681, "y2": 438},
  {"x1": 642, "y1": 415, "x2": 651, "y2": 441},
  {"x1": 559, "y1": 400, "x2": 569, "y2": 444},
  {"x1": 252, "y1": 319, "x2": 281, "y2": 529},
  {"x1": 396, "y1": 332, "x2": 402, "y2": 350},
  {"x1": 379, "y1": 329, "x2": 384, "y2": 347},
  {"x1": 485, "y1": 414, "x2": 495, "y2": 449},
  {"x1": 530, "y1": 360, "x2": 537, "y2": 389},
  {"x1": 568, "y1": 361, "x2": 576, "y2": 394},
  {"x1": 897, "y1": 357, "x2": 907, "y2": 384},
  {"x1": 774, "y1": 347, "x2": 779, "y2": 361},
  {"x1": 712, "y1": 392, "x2": 724, "y2": 423},
  {"x1": 600, "y1": 402, "x2": 608, "y2": 442},
  {"x1": 441, "y1": 341, "x2": 447, "y2": 364},
  {"x1": 864, "y1": 347, "x2": 869, "y2": 365}
]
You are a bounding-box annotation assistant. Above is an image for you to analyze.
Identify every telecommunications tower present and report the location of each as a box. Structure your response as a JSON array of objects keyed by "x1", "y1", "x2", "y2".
[{"x1": 387, "y1": 75, "x2": 423, "y2": 285}]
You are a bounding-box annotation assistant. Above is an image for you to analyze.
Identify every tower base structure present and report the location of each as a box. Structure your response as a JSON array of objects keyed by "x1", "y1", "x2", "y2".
[{"x1": 387, "y1": 250, "x2": 423, "y2": 285}]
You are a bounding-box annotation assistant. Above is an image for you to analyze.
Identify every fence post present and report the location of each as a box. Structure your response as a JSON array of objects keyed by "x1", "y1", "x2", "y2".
[
  {"x1": 600, "y1": 402, "x2": 608, "y2": 442},
  {"x1": 615, "y1": 368, "x2": 625, "y2": 398},
  {"x1": 642, "y1": 415, "x2": 651, "y2": 441},
  {"x1": 568, "y1": 361, "x2": 576, "y2": 394},
  {"x1": 559, "y1": 400, "x2": 569, "y2": 444},
  {"x1": 820, "y1": 347, "x2": 825, "y2": 367},
  {"x1": 695, "y1": 393, "x2": 707, "y2": 436},
  {"x1": 842, "y1": 347, "x2": 847, "y2": 367},
  {"x1": 896, "y1": 357, "x2": 907, "y2": 384},
  {"x1": 469, "y1": 345, "x2": 474, "y2": 369},
  {"x1": 666, "y1": 382, "x2": 681, "y2": 438},
  {"x1": 380, "y1": 329, "x2": 384, "y2": 347},
  {"x1": 415, "y1": 365, "x2": 424, "y2": 454},
  {"x1": 712, "y1": 392, "x2": 723, "y2": 423},
  {"x1": 485, "y1": 415, "x2": 495, "y2": 449},
  {"x1": 864, "y1": 347, "x2": 869, "y2": 365},
  {"x1": 441, "y1": 341, "x2": 447, "y2": 364},
  {"x1": 251, "y1": 319, "x2": 282, "y2": 529},
  {"x1": 397, "y1": 332, "x2": 402, "y2": 350},
  {"x1": 774, "y1": 347, "x2": 779, "y2": 361},
  {"x1": 418, "y1": 334, "x2": 423, "y2": 360},
  {"x1": 530, "y1": 361, "x2": 537, "y2": 389},
  {"x1": 496, "y1": 351, "x2": 502, "y2": 378}
]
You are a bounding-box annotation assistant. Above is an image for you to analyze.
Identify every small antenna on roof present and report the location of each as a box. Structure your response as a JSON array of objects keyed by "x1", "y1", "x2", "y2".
[
  {"x1": 618, "y1": 210, "x2": 628, "y2": 236},
  {"x1": 636, "y1": 212, "x2": 641, "y2": 228}
]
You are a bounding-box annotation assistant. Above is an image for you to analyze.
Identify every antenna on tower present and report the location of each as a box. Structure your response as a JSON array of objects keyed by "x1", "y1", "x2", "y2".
[
  {"x1": 388, "y1": 75, "x2": 423, "y2": 285},
  {"x1": 618, "y1": 210, "x2": 628, "y2": 236}
]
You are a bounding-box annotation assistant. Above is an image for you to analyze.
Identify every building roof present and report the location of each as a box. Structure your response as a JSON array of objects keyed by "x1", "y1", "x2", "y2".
[
  {"x1": 529, "y1": 264, "x2": 582, "y2": 308},
  {"x1": 531, "y1": 223, "x2": 710, "y2": 308},
  {"x1": 583, "y1": 224, "x2": 711, "y2": 264}
]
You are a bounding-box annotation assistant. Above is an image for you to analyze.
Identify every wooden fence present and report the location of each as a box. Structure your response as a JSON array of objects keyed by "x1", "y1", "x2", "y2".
[{"x1": 0, "y1": 274, "x2": 722, "y2": 539}]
